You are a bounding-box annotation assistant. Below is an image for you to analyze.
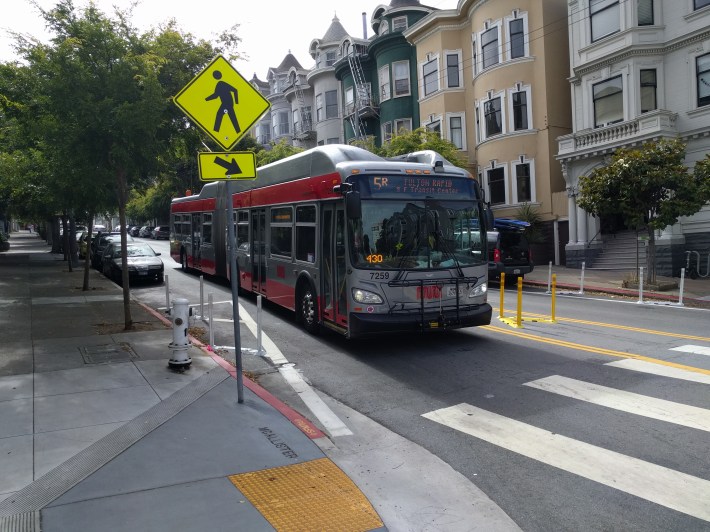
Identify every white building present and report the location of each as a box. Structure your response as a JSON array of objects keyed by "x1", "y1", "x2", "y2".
[{"x1": 557, "y1": 0, "x2": 710, "y2": 275}]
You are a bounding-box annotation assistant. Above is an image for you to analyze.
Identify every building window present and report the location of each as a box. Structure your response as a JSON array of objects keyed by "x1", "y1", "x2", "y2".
[
  {"x1": 593, "y1": 75, "x2": 623, "y2": 127},
  {"x1": 273, "y1": 111, "x2": 289, "y2": 136},
  {"x1": 345, "y1": 86, "x2": 354, "y2": 114},
  {"x1": 316, "y1": 93, "x2": 323, "y2": 122},
  {"x1": 484, "y1": 97, "x2": 503, "y2": 137},
  {"x1": 640, "y1": 69, "x2": 657, "y2": 113},
  {"x1": 393, "y1": 61, "x2": 410, "y2": 97},
  {"x1": 487, "y1": 166, "x2": 506, "y2": 205},
  {"x1": 325, "y1": 90, "x2": 338, "y2": 119},
  {"x1": 446, "y1": 52, "x2": 461, "y2": 88},
  {"x1": 697, "y1": 53, "x2": 710, "y2": 107},
  {"x1": 638, "y1": 0, "x2": 654, "y2": 25},
  {"x1": 590, "y1": 0, "x2": 620, "y2": 42},
  {"x1": 695, "y1": 0, "x2": 710, "y2": 9},
  {"x1": 326, "y1": 51, "x2": 337, "y2": 66},
  {"x1": 515, "y1": 163, "x2": 532, "y2": 203},
  {"x1": 448, "y1": 114, "x2": 464, "y2": 149},
  {"x1": 426, "y1": 118, "x2": 441, "y2": 136},
  {"x1": 394, "y1": 118, "x2": 412, "y2": 135},
  {"x1": 302, "y1": 106, "x2": 312, "y2": 130},
  {"x1": 481, "y1": 27, "x2": 499, "y2": 69},
  {"x1": 379, "y1": 20, "x2": 389, "y2": 35},
  {"x1": 293, "y1": 109, "x2": 299, "y2": 133},
  {"x1": 509, "y1": 18, "x2": 525, "y2": 59},
  {"x1": 379, "y1": 65, "x2": 391, "y2": 101},
  {"x1": 382, "y1": 122, "x2": 393, "y2": 143},
  {"x1": 471, "y1": 38, "x2": 478, "y2": 76},
  {"x1": 512, "y1": 90, "x2": 528, "y2": 130},
  {"x1": 327, "y1": 137, "x2": 339, "y2": 144},
  {"x1": 392, "y1": 16, "x2": 408, "y2": 32},
  {"x1": 422, "y1": 57, "x2": 439, "y2": 96}
]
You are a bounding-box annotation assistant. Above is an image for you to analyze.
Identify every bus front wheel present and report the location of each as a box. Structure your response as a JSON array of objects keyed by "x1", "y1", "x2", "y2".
[{"x1": 299, "y1": 284, "x2": 320, "y2": 335}]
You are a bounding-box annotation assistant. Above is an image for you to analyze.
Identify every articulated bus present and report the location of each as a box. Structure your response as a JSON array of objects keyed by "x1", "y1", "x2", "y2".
[{"x1": 170, "y1": 144, "x2": 492, "y2": 338}]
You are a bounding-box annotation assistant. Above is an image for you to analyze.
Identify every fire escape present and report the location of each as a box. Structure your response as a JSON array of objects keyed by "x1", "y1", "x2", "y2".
[
  {"x1": 293, "y1": 78, "x2": 314, "y2": 141},
  {"x1": 346, "y1": 44, "x2": 378, "y2": 142}
]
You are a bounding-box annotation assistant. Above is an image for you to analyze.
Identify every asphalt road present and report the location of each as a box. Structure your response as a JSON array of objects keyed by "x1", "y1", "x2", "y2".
[{"x1": 133, "y1": 238, "x2": 710, "y2": 532}]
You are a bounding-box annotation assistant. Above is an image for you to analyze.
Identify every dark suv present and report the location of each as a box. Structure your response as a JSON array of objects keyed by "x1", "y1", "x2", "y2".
[{"x1": 488, "y1": 219, "x2": 534, "y2": 282}]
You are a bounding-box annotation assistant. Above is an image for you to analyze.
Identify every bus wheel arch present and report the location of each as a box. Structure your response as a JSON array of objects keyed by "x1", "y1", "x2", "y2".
[{"x1": 296, "y1": 277, "x2": 320, "y2": 335}]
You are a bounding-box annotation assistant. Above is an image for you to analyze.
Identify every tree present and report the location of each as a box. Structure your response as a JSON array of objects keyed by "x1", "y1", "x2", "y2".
[
  {"x1": 256, "y1": 138, "x2": 303, "y2": 166},
  {"x1": 372, "y1": 127, "x2": 468, "y2": 169},
  {"x1": 578, "y1": 139, "x2": 710, "y2": 283}
]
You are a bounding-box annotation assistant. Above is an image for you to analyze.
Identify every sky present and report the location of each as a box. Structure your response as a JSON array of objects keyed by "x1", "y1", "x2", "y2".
[{"x1": 1, "y1": 0, "x2": 458, "y2": 79}]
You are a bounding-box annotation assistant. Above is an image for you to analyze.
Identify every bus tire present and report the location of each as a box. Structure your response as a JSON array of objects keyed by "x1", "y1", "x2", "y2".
[{"x1": 298, "y1": 282, "x2": 320, "y2": 335}]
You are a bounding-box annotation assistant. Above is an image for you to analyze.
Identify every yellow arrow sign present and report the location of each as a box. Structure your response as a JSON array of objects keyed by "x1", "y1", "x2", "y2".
[
  {"x1": 198, "y1": 152, "x2": 257, "y2": 181},
  {"x1": 174, "y1": 55, "x2": 270, "y2": 150}
]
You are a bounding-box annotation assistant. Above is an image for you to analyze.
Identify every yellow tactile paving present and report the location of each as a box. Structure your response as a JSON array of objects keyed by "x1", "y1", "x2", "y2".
[{"x1": 229, "y1": 457, "x2": 383, "y2": 531}]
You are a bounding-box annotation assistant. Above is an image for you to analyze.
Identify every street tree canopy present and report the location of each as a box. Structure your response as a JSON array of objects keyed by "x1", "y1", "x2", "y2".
[{"x1": 577, "y1": 138, "x2": 710, "y2": 282}]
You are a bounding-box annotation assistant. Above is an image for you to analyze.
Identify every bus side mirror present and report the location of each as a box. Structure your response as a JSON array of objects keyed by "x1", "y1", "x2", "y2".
[
  {"x1": 484, "y1": 206, "x2": 495, "y2": 233},
  {"x1": 345, "y1": 191, "x2": 362, "y2": 219}
]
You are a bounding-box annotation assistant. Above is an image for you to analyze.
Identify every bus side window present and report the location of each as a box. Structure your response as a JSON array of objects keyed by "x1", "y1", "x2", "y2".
[{"x1": 296, "y1": 205, "x2": 316, "y2": 262}]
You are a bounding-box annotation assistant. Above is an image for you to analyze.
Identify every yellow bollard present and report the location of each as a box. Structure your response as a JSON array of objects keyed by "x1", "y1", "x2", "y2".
[
  {"x1": 516, "y1": 276, "x2": 523, "y2": 328},
  {"x1": 551, "y1": 274, "x2": 557, "y2": 322},
  {"x1": 499, "y1": 272, "x2": 505, "y2": 319}
]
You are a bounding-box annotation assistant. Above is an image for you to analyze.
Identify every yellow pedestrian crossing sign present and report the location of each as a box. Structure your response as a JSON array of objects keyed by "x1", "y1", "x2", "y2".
[
  {"x1": 198, "y1": 152, "x2": 257, "y2": 181},
  {"x1": 174, "y1": 55, "x2": 270, "y2": 150}
]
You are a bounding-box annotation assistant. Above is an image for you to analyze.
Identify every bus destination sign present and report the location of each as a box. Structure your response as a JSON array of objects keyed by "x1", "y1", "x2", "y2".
[{"x1": 360, "y1": 175, "x2": 472, "y2": 199}]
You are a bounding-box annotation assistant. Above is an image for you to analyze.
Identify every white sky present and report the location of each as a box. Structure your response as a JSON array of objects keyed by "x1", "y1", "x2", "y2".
[{"x1": 1, "y1": 0, "x2": 457, "y2": 80}]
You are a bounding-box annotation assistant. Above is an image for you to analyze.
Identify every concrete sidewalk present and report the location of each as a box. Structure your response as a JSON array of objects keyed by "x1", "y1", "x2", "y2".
[{"x1": 0, "y1": 232, "x2": 386, "y2": 531}]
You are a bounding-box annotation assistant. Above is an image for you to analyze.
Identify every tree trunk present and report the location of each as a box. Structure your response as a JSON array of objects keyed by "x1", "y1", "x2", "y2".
[
  {"x1": 116, "y1": 168, "x2": 133, "y2": 330},
  {"x1": 83, "y1": 213, "x2": 94, "y2": 291},
  {"x1": 646, "y1": 225, "x2": 657, "y2": 284}
]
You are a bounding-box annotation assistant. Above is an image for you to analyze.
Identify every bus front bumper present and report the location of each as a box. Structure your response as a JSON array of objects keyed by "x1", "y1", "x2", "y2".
[{"x1": 347, "y1": 303, "x2": 492, "y2": 338}]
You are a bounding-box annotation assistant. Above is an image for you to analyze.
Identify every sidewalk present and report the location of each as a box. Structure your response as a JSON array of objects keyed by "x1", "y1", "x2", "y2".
[
  {"x1": 0, "y1": 232, "x2": 385, "y2": 531},
  {"x1": 522, "y1": 262, "x2": 710, "y2": 308}
]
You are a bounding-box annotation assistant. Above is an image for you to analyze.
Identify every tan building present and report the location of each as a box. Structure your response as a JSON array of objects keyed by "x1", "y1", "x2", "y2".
[{"x1": 405, "y1": 0, "x2": 571, "y2": 264}]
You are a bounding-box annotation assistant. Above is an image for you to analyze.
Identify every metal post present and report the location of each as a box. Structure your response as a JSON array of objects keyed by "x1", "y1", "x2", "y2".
[
  {"x1": 638, "y1": 266, "x2": 644, "y2": 304},
  {"x1": 226, "y1": 180, "x2": 244, "y2": 403},
  {"x1": 551, "y1": 274, "x2": 557, "y2": 322},
  {"x1": 499, "y1": 272, "x2": 505, "y2": 319},
  {"x1": 678, "y1": 268, "x2": 686, "y2": 306},
  {"x1": 200, "y1": 275, "x2": 204, "y2": 320},
  {"x1": 208, "y1": 292, "x2": 214, "y2": 349},
  {"x1": 164, "y1": 275, "x2": 170, "y2": 313},
  {"x1": 546, "y1": 261, "x2": 552, "y2": 294},
  {"x1": 257, "y1": 295, "x2": 264, "y2": 356},
  {"x1": 516, "y1": 276, "x2": 523, "y2": 328},
  {"x1": 578, "y1": 262, "x2": 585, "y2": 295}
]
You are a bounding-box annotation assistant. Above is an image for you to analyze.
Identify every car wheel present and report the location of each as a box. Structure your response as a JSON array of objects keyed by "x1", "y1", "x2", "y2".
[{"x1": 299, "y1": 284, "x2": 320, "y2": 335}]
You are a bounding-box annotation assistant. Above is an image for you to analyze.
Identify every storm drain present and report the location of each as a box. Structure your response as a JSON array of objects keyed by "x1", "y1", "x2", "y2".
[{"x1": 79, "y1": 342, "x2": 139, "y2": 364}]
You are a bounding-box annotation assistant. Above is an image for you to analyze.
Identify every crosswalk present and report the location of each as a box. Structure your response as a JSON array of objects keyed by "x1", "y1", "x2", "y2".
[{"x1": 422, "y1": 344, "x2": 710, "y2": 523}]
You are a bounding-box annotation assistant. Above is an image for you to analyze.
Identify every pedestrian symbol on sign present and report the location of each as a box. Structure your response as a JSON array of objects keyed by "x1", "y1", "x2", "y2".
[{"x1": 205, "y1": 70, "x2": 240, "y2": 134}]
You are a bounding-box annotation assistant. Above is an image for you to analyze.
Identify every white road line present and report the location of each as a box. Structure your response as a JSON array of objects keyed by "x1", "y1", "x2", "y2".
[
  {"x1": 422, "y1": 403, "x2": 710, "y2": 522},
  {"x1": 671, "y1": 345, "x2": 710, "y2": 357},
  {"x1": 606, "y1": 359, "x2": 710, "y2": 385},
  {"x1": 238, "y1": 303, "x2": 352, "y2": 438},
  {"x1": 523, "y1": 375, "x2": 710, "y2": 432}
]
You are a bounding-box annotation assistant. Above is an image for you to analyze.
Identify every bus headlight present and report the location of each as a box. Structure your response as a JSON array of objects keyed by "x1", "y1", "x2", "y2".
[
  {"x1": 468, "y1": 283, "x2": 487, "y2": 298},
  {"x1": 352, "y1": 288, "x2": 383, "y2": 304}
]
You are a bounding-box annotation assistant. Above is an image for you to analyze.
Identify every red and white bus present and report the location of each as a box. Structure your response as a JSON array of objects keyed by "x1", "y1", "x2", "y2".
[{"x1": 170, "y1": 145, "x2": 492, "y2": 338}]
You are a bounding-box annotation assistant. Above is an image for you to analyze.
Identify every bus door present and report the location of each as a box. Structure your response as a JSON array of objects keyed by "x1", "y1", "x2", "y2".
[
  {"x1": 191, "y1": 213, "x2": 201, "y2": 269},
  {"x1": 251, "y1": 209, "x2": 267, "y2": 294},
  {"x1": 321, "y1": 204, "x2": 348, "y2": 326}
]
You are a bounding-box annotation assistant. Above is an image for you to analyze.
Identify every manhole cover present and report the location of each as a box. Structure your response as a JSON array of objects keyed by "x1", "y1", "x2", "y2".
[{"x1": 79, "y1": 342, "x2": 139, "y2": 364}]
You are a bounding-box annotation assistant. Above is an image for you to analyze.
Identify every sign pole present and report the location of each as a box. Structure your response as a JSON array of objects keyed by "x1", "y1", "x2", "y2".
[{"x1": 226, "y1": 180, "x2": 244, "y2": 403}]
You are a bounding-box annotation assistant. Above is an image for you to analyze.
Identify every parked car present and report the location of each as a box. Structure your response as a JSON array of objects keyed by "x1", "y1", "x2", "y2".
[
  {"x1": 91, "y1": 233, "x2": 134, "y2": 268},
  {"x1": 138, "y1": 226, "x2": 154, "y2": 238},
  {"x1": 151, "y1": 226, "x2": 170, "y2": 240},
  {"x1": 101, "y1": 242, "x2": 164, "y2": 284},
  {"x1": 488, "y1": 219, "x2": 534, "y2": 282},
  {"x1": 129, "y1": 226, "x2": 141, "y2": 237}
]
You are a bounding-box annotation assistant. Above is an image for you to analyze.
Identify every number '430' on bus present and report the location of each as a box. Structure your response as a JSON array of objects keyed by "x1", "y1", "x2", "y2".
[{"x1": 170, "y1": 145, "x2": 493, "y2": 338}]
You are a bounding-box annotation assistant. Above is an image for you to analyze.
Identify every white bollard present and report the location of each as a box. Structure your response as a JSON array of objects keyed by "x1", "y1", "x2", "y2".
[
  {"x1": 199, "y1": 275, "x2": 204, "y2": 321},
  {"x1": 678, "y1": 268, "x2": 686, "y2": 306},
  {"x1": 208, "y1": 293, "x2": 214, "y2": 349},
  {"x1": 257, "y1": 295, "x2": 264, "y2": 356},
  {"x1": 546, "y1": 261, "x2": 552, "y2": 294},
  {"x1": 168, "y1": 298, "x2": 192, "y2": 370},
  {"x1": 578, "y1": 262, "x2": 585, "y2": 295},
  {"x1": 637, "y1": 267, "x2": 644, "y2": 304}
]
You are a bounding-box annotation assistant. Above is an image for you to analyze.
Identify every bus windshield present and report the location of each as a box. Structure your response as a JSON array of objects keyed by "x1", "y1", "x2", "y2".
[{"x1": 349, "y1": 198, "x2": 486, "y2": 270}]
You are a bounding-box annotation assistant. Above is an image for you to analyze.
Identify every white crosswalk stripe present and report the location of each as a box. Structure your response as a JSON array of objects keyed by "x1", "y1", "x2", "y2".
[
  {"x1": 422, "y1": 403, "x2": 710, "y2": 522},
  {"x1": 670, "y1": 345, "x2": 710, "y2": 357},
  {"x1": 523, "y1": 375, "x2": 710, "y2": 432},
  {"x1": 606, "y1": 359, "x2": 710, "y2": 385}
]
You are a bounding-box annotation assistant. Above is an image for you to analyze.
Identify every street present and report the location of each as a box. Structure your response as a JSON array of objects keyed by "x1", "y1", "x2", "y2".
[{"x1": 136, "y1": 237, "x2": 710, "y2": 531}]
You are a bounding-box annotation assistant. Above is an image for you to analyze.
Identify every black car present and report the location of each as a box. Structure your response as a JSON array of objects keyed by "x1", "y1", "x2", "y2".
[
  {"x1": 91, "y1": 233, "x2": 134, "y2": 268},
  {"x1": 488, "y1": 219, "x2": 534, "y2": 282},
  {"x1": 101, "y1": 242, "x2": 163, "y2": 284},
  {"x1": 151, "y1": 225, "x2": 170, "y2": 240}
]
